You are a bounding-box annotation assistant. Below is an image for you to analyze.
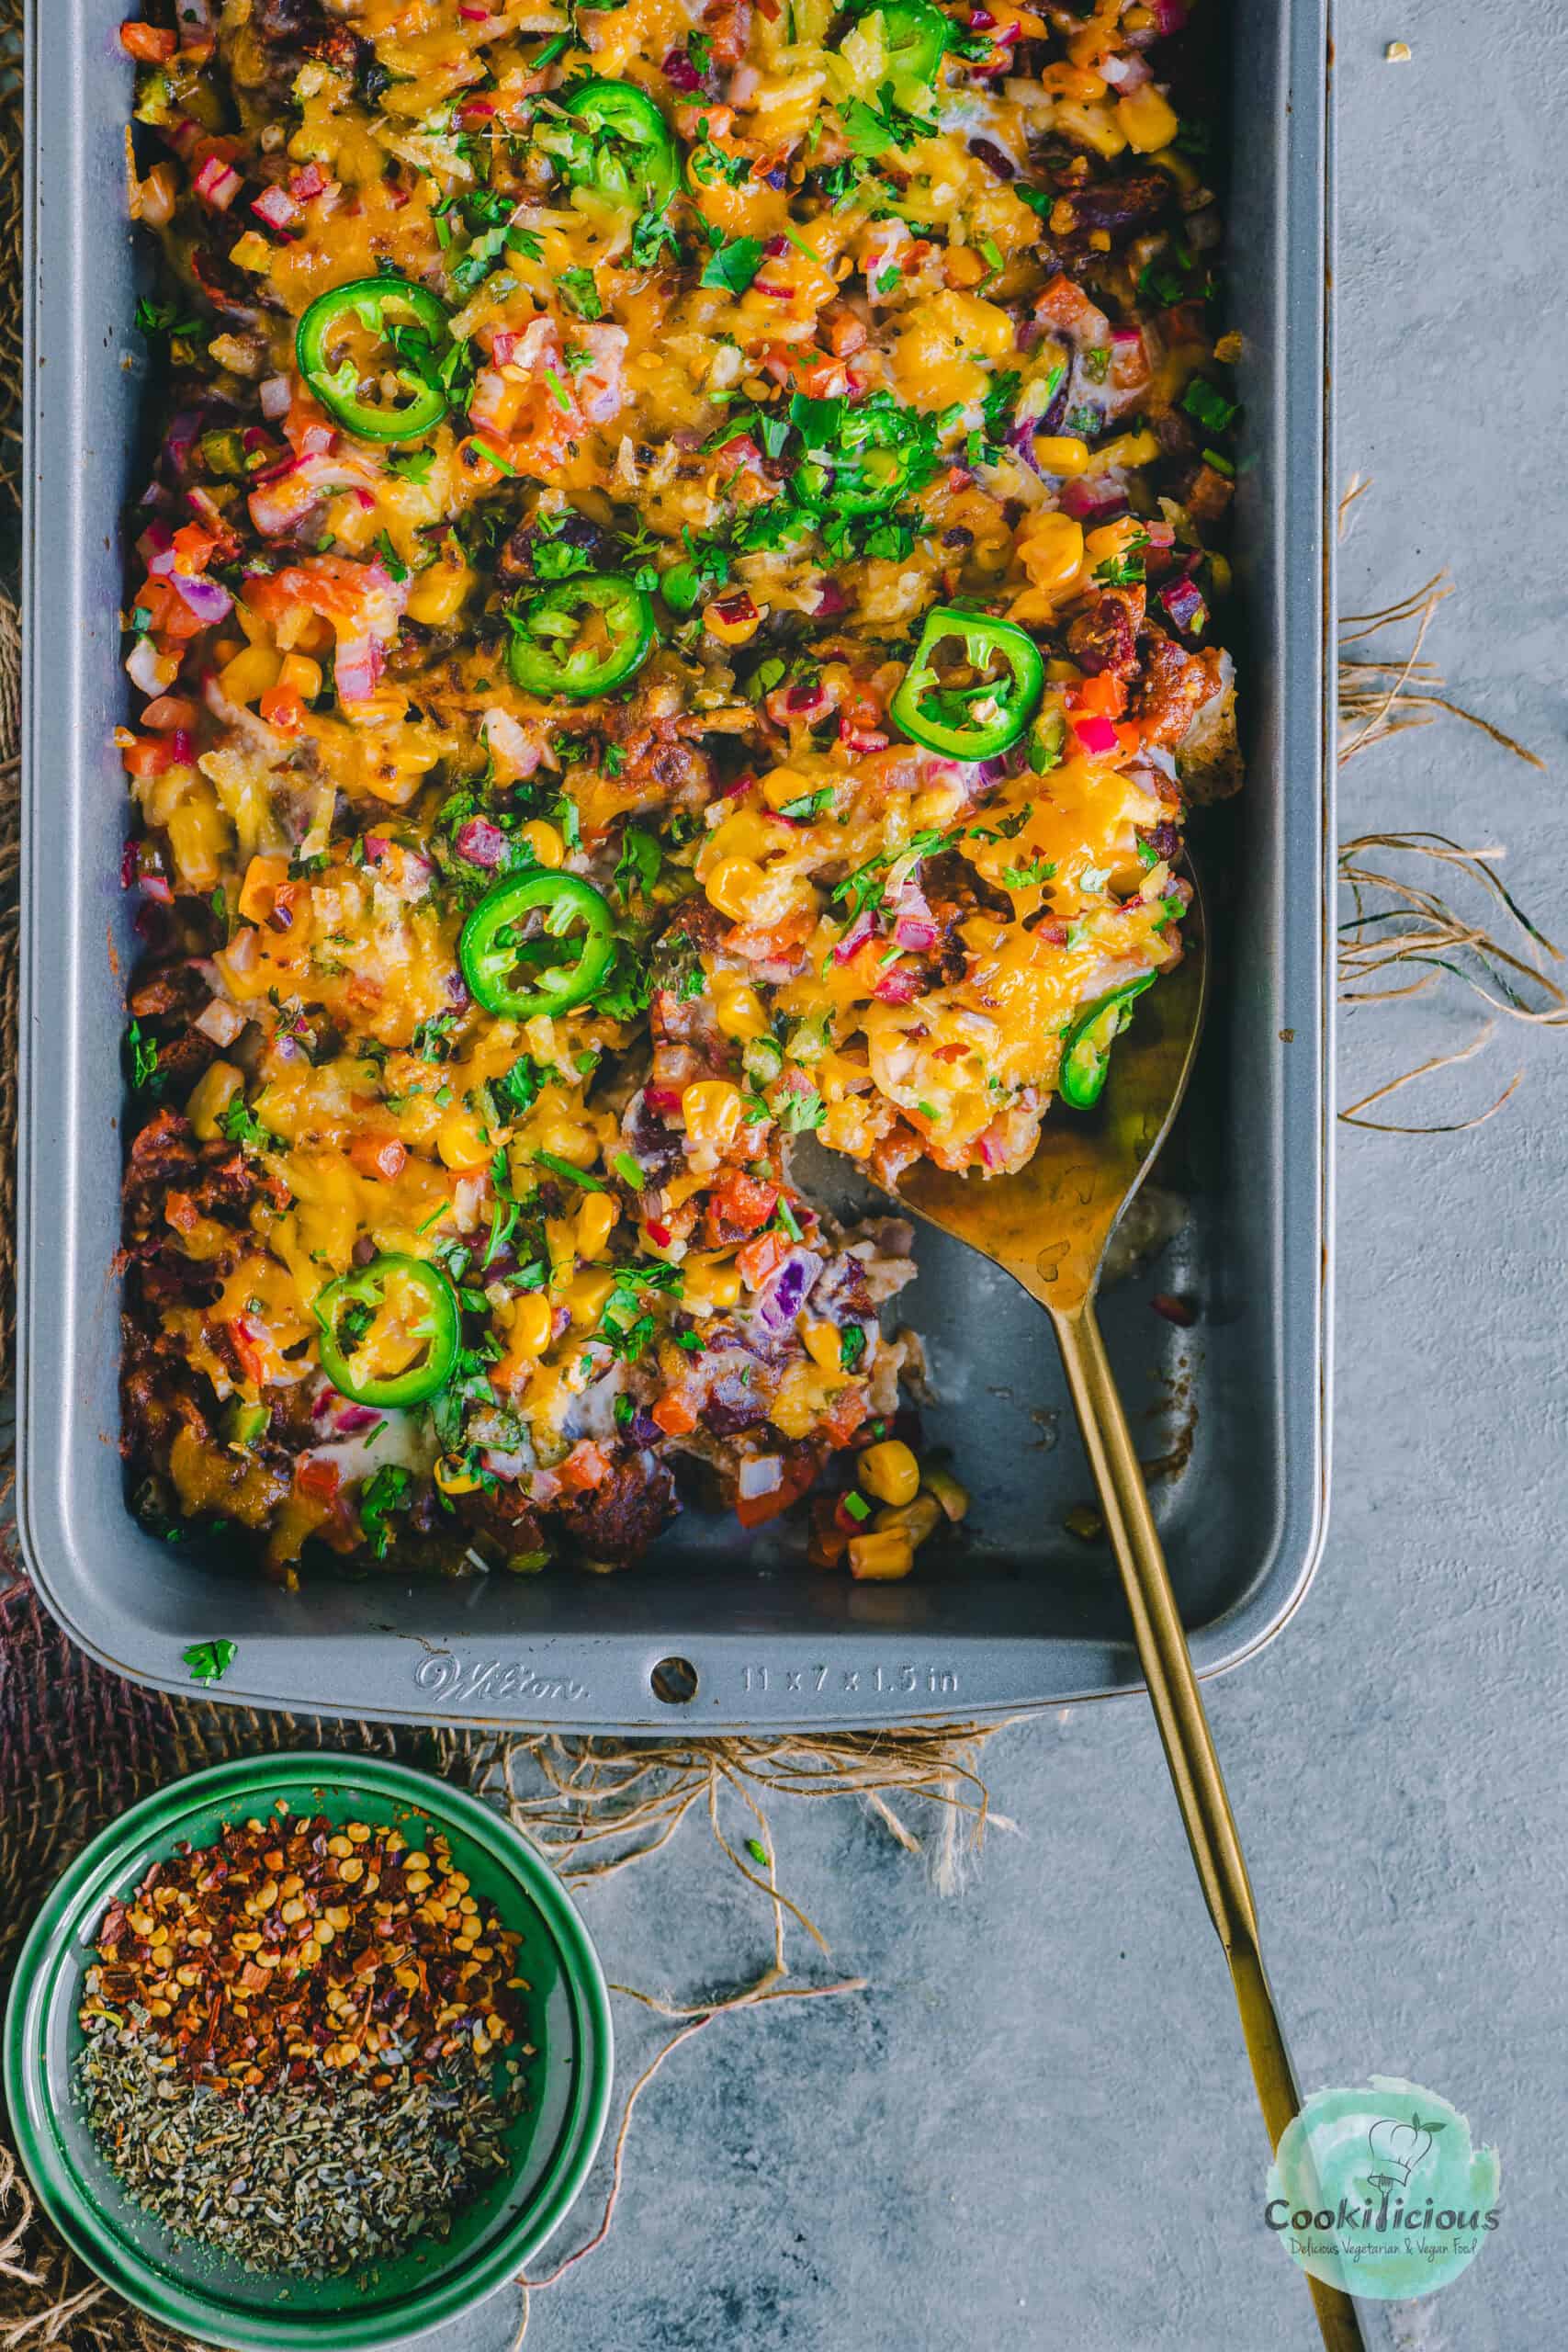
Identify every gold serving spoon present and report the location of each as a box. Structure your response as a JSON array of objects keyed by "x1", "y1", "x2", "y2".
[{"x1": 894, "y1": 876, "x2": 1368, "y2": 2352}]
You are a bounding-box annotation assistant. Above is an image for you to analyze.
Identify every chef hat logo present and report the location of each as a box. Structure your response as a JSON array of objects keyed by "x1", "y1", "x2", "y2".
[{"x1": 1366, "y1": 2111, "x2": 1442, "y2": 2187}]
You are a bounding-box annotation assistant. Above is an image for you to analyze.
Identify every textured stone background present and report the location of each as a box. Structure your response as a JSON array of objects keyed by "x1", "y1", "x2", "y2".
[{"x1": 498, "y1": 7, "x2": 1568, "y2": 2348}]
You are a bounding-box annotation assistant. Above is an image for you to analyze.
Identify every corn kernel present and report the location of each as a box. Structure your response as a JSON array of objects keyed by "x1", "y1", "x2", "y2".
[
  {"x1": 682, "y1": 1079, "x2": 744, "y2": 1153},
  {"x1": 803, "y1": 1319, "x2": 843, "y2": 1374},
  {"x1": 575, "y1": 1191, "x2": 618, "y2": 1259},
  {"x1": 436, "y1": 1111, "x2": 491, "y2": 1170},
  {"x1": 406, "y1": 551, "x2": 473, "y2": 627},
  {"x1": 702, "y1": 855, "x2": 763, "y2": 922},
  {"x1": 711, "y1": 971, "x2": 769, "y2": 1041},
  {"x1": 921, "y1": 1464, "x2": 971, "y2": 1522},
  {"x1": 510, "y1": 1292, "x2": 554, "y2": 1357},
  {"x1": 229, "y1": 231, "x2": 274, "y2": 275},
  {"x1": 705, "y1": 808, "x2": 775, "y2": 865},
  {"x1": 276, "y1": 652, "x2": 321, "y2": 701},
  {"x1": 943, "y1": 243, "x2": 988, "y2": 288},
  {"x1": 185, "y1": 1059, "x2": 243, "y2": 1143},
  {"x1": 682, "y1": 1255, "x2": 742, "y2": 1309},
  {"x1": 220, "y1": 643, "x2": 281, "y2": 708},
  {"x1": 1033, "y1": 435, "x2": 1091, "y2": 476},
  {"x1": 759, "y1": 768, "x2": 814, "y2": 813},
  {"x1": 519, "y1": 820, "x2": 565, "y2": 869},
  {"x1": 1116, "y1": 85, "x2": 1180, "y2": 153},
  {"x1": 859, "y1": 1438, "x2": 920, "y2": 1507},
  {"x1": 1054, "y1": 96, "x2": 1128, "y2": 160},
  {"x1": 848, "y1": 1529, "x2": 916, "y2": 1580},
  {"x1": 1017, "y1": 509, "x2": 1086, "y2": 599},
  {"x1": 873, "y1": 1493, "x2": 943, "y2": 1547}
]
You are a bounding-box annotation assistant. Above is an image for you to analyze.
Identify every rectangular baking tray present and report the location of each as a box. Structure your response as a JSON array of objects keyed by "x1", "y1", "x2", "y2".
[{"x1": 17, "y1": 0, "x2": 1334, "y2": 1732}]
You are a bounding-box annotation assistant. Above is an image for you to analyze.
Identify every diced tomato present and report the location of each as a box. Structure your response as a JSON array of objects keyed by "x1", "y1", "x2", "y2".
[
  {"x1": 119, "y1": 21, "x2": 178, "y2": 62},
  {"x1": 139, "y1": 576, "x2": 209, "y2": 644},
  {"x1": 171, "y1": 522, "x2": 218, "y2": 572},
  {"x1": 297, "y1": 1454, "x2": 342, "y2": 1503},
  {"x1": 650, "y1": 1390, "x2": 700, "y2": 1438},
  {"x1": 258, "y1": 683, "x2": 306, "y2": 734},
  {"x1": 1067, "y1": 670, "x2": 1123, "y2": 718},
  {"x1": 230, "y1": 1317, "x2": 269, "y2": 1386},
  {"x1": 349, "y1": 1132, "x2": 407, "y2": 1184},
  {"x1": 557, "y1": 1440, "x2": 610, "y2": 1494},
  {"x1": 706, "y1": 1170, "x2": 779, "y2": 1238},
  {"x1": 736, "y1": 1229, "x2": 788, "y2": 1291},
  {"x1": 119, "y1": 734, "x2": 178, "y2": 778},
  {"x1": 140, "y1": 694, "x2": 200, "y2": 732}
]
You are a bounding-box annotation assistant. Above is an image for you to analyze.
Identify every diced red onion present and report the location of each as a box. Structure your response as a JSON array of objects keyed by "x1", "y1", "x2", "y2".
[
  {"x1": 195, "y1": 998, "x2": 246, "y2": 1046},
  {"x1": 481, "y1": 707, "x2": 542, "y2": 777},
  {"x1": 813, "y1": 578, "x2": 848, "y2": 619},
  {"x1": 251, "y1": 184, "x2": 300, "y2": 234},
  {"x1": 333, "y1": 634, "x2": 383, "y2": 706},
  {"x1": 1149, "y1": 0, "x2": 1187, "y2": 28},
  {"x1": 170, "y1": 568, "x2": 233, "y2": 624},
  {"x1": 455, "y1": 818, "x2": 511, "y2": 869},
  {"x1": 289, "y1": 162, "x2": 329, "y2": 202},
  {"x1": 644, "y1": 1087, "x2": 682, "y2": 1115},
  {"x1": 193, "y1": 153, "x2": 242, "y2": 211},
  {"x1": 874, "y1": 963, "x2": 920, "y2": 1004},
  {"x1": 893, "y1": 912, "x2": 938, "y2": 953},
  {"x1": 662, "y1": 46, "x2": 702, "y2": 91},
  {"x1": 1159, "y1": 578, "x2": 1210, "y2": 636},
  {"x1": 754, "y1": 1247, "x2": 823, "y2": 1332},
  {"x1": 832, "y1": 910, "x2": 876, "y2": 965},
  {"x1": 1058, "y1": 476, "x2": 1129, "y2": 523},
  {"x1": 125, "y1": 637, "x2": 170, "y2": 696},
  {"x1": 738, "y1": 1454, "x2": 784, "y2": 1499},
  {"x1": 1098, "y1": 51, "x2": 1153, "y2": 89},
  {"x1": 140, "y1": 872, "x2": 175, "y2": 907}
]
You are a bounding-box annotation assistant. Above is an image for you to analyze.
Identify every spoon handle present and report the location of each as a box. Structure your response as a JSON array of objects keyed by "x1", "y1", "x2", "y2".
[{"x1": 1050, "y1": 1295, "x2": 1370, "y2": 2352}]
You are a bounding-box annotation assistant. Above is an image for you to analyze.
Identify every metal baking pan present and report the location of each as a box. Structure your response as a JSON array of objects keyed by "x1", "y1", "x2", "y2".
[{"x1": 17, "y1": 0, "x2": 1334, "y2": 1732}]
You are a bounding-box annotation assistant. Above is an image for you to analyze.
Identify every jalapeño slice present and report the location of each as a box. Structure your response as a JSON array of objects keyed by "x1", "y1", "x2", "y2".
[
  {"x1": 506, "y1": 572, "x2": 657, "y2": 700},
  {"x1": 890, "y1": 607, "x2": 1045, "y2": 758},
  {"x1": 459, "y1": 872, "x2": 616, "y2": 1020},
  {"x1": 538, "y1": 79, "x2": 682, "y2": 213},
  {"x1": 296, "y1": 276, "x2": 452, "y2": 443},
  {"x1": 849, "y1": 0, "x2": 949, "y2": 86},
  {"x1": 314, "y1": 1253, "x2": 460, "y2": 1408},
  {"x1": 1057, "y1": 974, "x2": 1158, "y2": 1110},
  {"x1": 790, "y1": 390, "x2": 938, "y2": 514}
]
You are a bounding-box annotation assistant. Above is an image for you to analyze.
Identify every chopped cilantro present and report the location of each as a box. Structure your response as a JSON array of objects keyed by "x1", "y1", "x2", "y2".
[{"x1": 700, "y1": 233, "x2": 766, "y2": 296}]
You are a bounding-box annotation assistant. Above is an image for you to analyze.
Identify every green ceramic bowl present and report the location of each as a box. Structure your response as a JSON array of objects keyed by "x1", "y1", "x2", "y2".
[{"x1": 3, "y1": 1753, "x2": 612, "y2": 2350}]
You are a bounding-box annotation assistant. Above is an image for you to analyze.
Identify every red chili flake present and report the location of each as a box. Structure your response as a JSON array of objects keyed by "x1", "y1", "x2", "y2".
[{"x1": 1150, "y1": 1293, "x2": 1197, "y2": 1327}]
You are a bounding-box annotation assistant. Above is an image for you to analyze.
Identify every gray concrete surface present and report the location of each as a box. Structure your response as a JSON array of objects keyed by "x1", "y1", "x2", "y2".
[{"x1": 512, "y1": 10, "x2": 1568, "y2": 2349}]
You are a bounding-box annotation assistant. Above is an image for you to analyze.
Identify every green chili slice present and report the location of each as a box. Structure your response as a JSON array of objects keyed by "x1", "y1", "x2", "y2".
[
  {"x1": 538, "y1": 79, "x2": 681, "y2": 213},
  {"x1": 890, "y1": 607, "x2": 1045, "y2": 758},
  {"x1": 315, "y1": 1253, "x2": 460, "y2": 1408},
  {"x1": 790, "y1": 390, "x2": 939, "y2": 514},
  {"x1": 459, "y1": 872, "x2": 616, "y2": 1020},
  {"x1": 849, "y1": 0, "x2": 949, "y2": 86},
  {"x1": 296, "y1": 276, "x2": 452, "y2": 443},
  {"x1": 1057, "y1": 974, "x2": 1157, "y2": 1110},
  {"x1": 506, "y1": 572, "x2": 657, "y2": 700}
]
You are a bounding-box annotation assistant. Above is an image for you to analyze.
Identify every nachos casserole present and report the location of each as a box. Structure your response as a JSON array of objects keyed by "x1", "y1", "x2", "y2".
[{"x1": 117, "y1": 0, "x2": 1237, "y2": 1584}]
